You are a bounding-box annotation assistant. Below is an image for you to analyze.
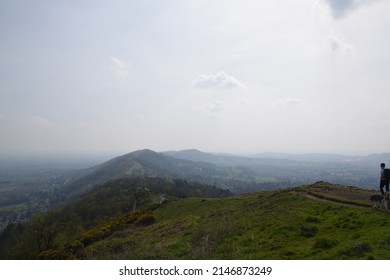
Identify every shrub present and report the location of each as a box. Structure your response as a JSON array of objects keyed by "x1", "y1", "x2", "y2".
[
  {"x1": 300, "y1": 225, "x2": 318, "y2": 238},
  {"x1": 378, "y1": 236, "x2": 390, "y2": 248},
  {"x1": 37, "y1": 249, "x2": 71, "y2": 260},
  {"x1": 136, "y1": 212, "x2": 155, "y2": 226},
  {"x1": 66, "y1": 240, "x2": 84, "y2": 258},
  {"x1": 313, "y1": 237, "x2": 338, "y2": 249},
  {"x1": 81, "y1": 225, "x2": 111, "y2": 246},
  {"x1": 342, "y1": 242, "x2": 372, "y2": 258}
]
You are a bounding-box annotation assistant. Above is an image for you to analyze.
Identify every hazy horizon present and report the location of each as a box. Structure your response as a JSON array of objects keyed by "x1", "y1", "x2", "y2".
[
  {"x1": 0, "y1": 147, "x2": 388, "y2": 160},
  {"x1": 1, "y1": 0, "x2": 390, "y2": 156}
]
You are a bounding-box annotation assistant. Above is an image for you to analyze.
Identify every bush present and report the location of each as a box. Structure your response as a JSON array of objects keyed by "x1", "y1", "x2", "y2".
[
  {"x1": 66, "y1": 240, "x2": 84, "y2": 258},
  {"x1": 313, "y1": 237, "x2": 338, "y2": 249},
  {"x1": 342, "y1": 242, "x2": 372, "y2": 258},
  {"x1": 136, "y1": 212, "x2": 155, "y2": 226},
  {"x1": 300, "y1": 225, "x2": 318, "y2": 238},
  {"x1": 378, "y1": 236, "x2": 390, "y2": 248},
  {"x1": 37, "y1": 249, "x2": 71, "y2": 260}
]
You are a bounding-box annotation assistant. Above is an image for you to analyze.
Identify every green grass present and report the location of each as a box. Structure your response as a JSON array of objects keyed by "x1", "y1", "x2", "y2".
[{"x1": 82, "y1": 186, "x2": 390, "y2": 260}]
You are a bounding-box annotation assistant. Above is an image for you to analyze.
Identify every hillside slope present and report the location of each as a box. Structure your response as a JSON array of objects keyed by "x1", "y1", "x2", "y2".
[
  {"x1": 82, "y1": 182, "x2": 389, "y2": 260},
  {"x1": 60, "y1": 149, "x2": 289, "y2": 199},
  {"x1": 2, "y1": 181, "x2": 389, "y2": 260},
  {"x1": 60, "y1": 149, "x2": 385, "y2": 201},
  {"x1": 61, "y1": 149, "x2": 218, "y2": 198}
]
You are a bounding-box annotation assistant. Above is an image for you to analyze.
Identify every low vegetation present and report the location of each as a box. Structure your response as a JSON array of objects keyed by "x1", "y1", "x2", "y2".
[{"x1": 1, "y1": 181, "x2": 389, "y2": 260}]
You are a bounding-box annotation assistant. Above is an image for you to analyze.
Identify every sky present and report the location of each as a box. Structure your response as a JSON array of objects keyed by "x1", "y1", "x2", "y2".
[{"x1": 1, "y1": 0, "x2": 390, "y2": 156}]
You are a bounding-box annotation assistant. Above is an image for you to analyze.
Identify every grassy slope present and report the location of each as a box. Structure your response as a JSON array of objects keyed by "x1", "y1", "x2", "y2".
[{"x1": 84, "y1": 182, "x2": 390, "y2": 260}]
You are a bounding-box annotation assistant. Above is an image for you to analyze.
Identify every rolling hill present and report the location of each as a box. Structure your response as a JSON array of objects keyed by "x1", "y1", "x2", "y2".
[
  {"x1": 61, "y1": 148, "x2": 383, "y2": 201},
  {"x1": 60, "y1": 149, "x2": 290, "y2": 199},
  {"x1": 80, "y1": 182, "x2": 390, "y2": 260},
  {"x1": 2, "y1": 181, "x2": 389, "y2": 260}
]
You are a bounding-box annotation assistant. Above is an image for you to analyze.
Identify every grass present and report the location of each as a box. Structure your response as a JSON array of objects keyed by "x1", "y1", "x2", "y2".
[{"x1": 80, "y1": 183, "x2": 390, "y2": 260}]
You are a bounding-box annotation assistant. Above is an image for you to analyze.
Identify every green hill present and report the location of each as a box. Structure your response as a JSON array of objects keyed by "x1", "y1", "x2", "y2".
[
  {"x1": 62, "y1": 149, "x2": 383, "y2": 201},
  {"x1": 60, "y1": 149, "x2": 291, "y2": 199},
  {"x1": 1, "y1": 181, "x2": 389, "y2": 260}
]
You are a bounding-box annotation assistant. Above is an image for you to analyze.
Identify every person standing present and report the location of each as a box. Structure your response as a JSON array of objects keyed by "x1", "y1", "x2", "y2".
[{"x1": 380, "y1": 163, "x2": 390, "y2": 195}]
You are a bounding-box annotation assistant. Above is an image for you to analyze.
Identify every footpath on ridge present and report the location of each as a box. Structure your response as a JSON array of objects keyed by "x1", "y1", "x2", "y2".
[{"x1": 290, "y1": 182, "x2": 383, "y2": 210}]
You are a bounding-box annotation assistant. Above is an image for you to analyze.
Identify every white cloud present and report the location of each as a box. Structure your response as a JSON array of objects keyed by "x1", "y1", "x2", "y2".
[
  {"x1": 110, "y1": 57, "x2": 129, "y2": 80},
  {"x1": 315, "y1": 3, "x2": 355, "y2": 54},
  {"x1": 324, "y1": 0, "x2": 356, "y2": 19},
  {"x1": 327, "y1": 33, "x2": 354, "y2": 53},
  {"x1": 323, "y1": 0, "x2": 379, "y2": 19},
  {"x1": 193, "y1": 71, "x2": 247, "y2": 89}
]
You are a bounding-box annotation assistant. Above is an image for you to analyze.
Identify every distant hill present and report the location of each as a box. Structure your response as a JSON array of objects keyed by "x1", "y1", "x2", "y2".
[
  {"x1": 61, "y1": 149, "x2": 293, "y2": 199},
  {"x1": 61, "y1": 149, "x2": 216, "y2": 198},
  {"x1": 2, "y1": 181, "x2": 390, "y2": 260},
  {"x1": 253, "y1": 152, "x2": 390, "y2": 165},
  {"x1": 60, "y1": 149, "x2": 386, "y2": 200},
  {"x1": 166, "y1": 149, "x2": 390, "y2": 165},
  {"x1": 165, "y1": 150, "x2": 390, "y2": 189},
  {"x1": 163, "y1": 149, "x2": 251, "y2": 166}
]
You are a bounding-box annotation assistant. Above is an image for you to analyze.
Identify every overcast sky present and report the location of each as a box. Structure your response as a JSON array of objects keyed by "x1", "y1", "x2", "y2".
[{"x1": 1, "y1": 0, "x2": 390, "y2": 156}]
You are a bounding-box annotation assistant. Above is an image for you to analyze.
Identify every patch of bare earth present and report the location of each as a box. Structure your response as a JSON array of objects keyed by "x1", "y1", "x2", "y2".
[{"x1": 294, "y1": 181, "x2": 379, "y2": 208}]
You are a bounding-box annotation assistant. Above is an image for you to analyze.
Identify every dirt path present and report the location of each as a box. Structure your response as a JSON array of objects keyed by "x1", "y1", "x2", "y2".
[
  {"x1": 288, "y1": 182, "x2": 389, "y2": 212},
  {"x1": 299, "y1": 192, "x2": 371, "y2": 209}
]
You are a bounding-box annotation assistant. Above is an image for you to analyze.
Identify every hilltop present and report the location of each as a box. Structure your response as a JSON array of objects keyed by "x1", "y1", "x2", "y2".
[
  {"x1": 60, "y1": 149, "x2": 292, "y2": 199},
  {"x1": 61, "y1": 149, "x2": 383, "y2": 199},
  {"x1": 1, "y1": 181, "x2": 390, "y2": 260}
]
